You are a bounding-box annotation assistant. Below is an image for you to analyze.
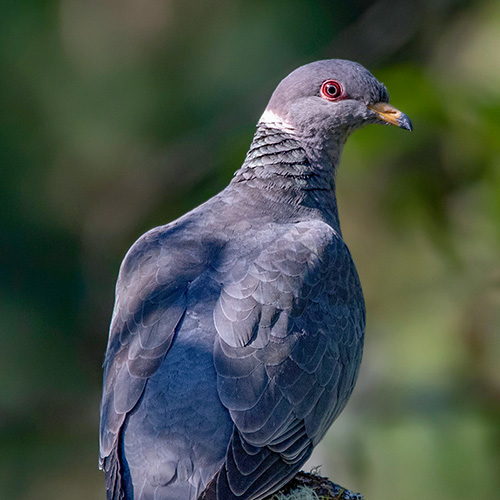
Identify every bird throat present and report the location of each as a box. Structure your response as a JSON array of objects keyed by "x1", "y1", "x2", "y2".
[{"x1": 231, "y1": 122, "x2": 340, "y2": 221}]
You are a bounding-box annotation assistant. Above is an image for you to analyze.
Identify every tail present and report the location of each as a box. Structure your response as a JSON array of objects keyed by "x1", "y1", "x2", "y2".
[{"x1": 100, "y1": 445, "x2": 130, "y2": 500}]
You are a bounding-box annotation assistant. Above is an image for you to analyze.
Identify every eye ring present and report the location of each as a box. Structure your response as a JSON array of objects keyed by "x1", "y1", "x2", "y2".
[{"x1": 320, "y1": 80, "x2": 345, "y2": 101}]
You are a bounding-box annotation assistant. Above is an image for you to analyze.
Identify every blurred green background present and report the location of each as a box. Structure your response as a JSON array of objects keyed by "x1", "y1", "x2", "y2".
[{"x1": 1, "y1": 0, "x2": 499, "y2": 498}]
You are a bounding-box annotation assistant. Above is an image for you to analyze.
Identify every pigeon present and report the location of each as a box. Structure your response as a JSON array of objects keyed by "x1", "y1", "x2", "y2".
[{"x1": 99, "y1": 59, "x2": 412, "y2": 500}]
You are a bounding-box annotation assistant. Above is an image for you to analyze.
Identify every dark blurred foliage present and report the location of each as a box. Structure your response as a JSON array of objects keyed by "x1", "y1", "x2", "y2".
[{"x1": 1, "y1": 0, "x2": 499, "y2": 498}]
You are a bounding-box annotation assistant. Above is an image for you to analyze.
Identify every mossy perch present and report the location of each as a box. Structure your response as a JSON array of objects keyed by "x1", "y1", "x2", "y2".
[
  {"x1": 269, "y1": 472, "x2": 363, "y2": 500},
  {"x1": 200, "y1": 470, "x2": 364, "y2": 500}
]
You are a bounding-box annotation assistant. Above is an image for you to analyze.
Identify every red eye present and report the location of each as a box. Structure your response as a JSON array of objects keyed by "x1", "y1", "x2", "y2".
[{"x1": 320, "y1": 80, "x2": 345, "y2": 101}]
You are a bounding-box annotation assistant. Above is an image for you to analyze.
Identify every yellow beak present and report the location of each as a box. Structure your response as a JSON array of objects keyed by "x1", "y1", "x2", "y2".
[{"x1": 367, "y1": 102, "x2": 413, "y2": 131}]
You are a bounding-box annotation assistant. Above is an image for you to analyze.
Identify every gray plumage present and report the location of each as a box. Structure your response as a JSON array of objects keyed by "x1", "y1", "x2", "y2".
[{"x1": 99, "y1": 59, "x2": 412, "y2": 500}]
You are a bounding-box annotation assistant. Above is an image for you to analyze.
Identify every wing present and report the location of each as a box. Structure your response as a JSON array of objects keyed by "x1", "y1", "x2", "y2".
[
  {"x1": 207, "y1": 221, "x2": 365, "y2": 500},
  {"x1": 99, "y1": 222, "x2": 222, "y2": 499}
]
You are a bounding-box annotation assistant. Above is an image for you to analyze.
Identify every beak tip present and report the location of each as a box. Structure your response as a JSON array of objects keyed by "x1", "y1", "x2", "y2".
[{"x1": 398, "y1": 113, "x2": 413, "y2": 132}]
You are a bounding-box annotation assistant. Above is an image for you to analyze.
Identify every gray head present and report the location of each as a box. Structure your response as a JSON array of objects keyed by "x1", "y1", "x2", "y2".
[{"x1": 259, "y1": 59, "x2": 412, "y2": 162}]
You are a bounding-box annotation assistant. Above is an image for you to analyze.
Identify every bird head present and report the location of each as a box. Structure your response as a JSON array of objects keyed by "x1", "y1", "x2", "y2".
[{"x1": 259, "y1": 59, "x2": 412, "y2": 163}]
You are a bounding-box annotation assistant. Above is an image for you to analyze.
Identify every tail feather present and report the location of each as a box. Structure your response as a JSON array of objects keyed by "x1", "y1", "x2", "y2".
[{"x1": 101, "y1": 445, "x2": 129, "y2": 500}]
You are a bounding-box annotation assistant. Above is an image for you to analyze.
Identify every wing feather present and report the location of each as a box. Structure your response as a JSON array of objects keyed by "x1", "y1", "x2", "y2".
[
  {"x1": 210, "y1": 220, "x2": 365, "y2": 499},
  {"x1": 99, "y1": 224, "x2": 222, "y2": 499}
]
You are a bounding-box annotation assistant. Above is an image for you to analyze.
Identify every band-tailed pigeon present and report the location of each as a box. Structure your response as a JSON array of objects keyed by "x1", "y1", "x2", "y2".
[{"x1": 99, "y1": 59, "x2": 412, "y2": 500}]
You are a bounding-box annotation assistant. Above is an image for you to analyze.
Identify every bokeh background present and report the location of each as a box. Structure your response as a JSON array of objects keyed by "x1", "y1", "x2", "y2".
[{"x1": 1, "y1": 0, "x2": 500, "y2": 498}]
